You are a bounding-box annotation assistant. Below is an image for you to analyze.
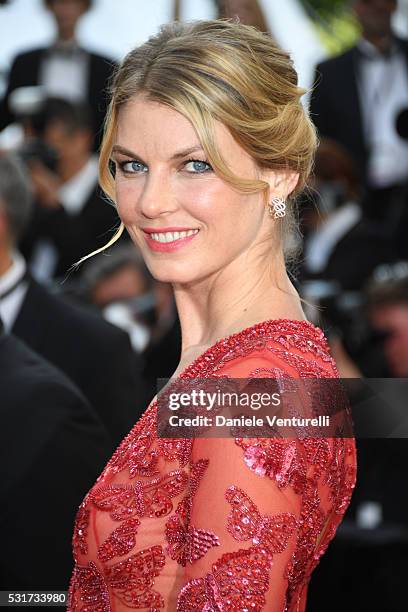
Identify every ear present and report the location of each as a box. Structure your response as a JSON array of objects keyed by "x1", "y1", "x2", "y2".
[{"x1": 263, "y1": 169, "x2": 300, "y2": 199}]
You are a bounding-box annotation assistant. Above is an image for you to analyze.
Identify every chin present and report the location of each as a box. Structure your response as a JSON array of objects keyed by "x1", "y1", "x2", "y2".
[{"x1": 146, "y1": 261, "x2": 202, "y2": 285}]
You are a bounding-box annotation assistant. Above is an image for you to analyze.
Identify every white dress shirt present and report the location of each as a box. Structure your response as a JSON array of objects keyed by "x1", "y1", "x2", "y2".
[
  {"x1": 0, "y1": 251, "x2": 28, "y2": 332},
  {"x1": 357, "y1": 38, "x2": 408, "y2": 188},
  {"x1": 30, "y1": 156, "x2": 99, "y2": 282},
  {"x1": 40, "y1": 42, "x2": 89, "y2": 103},
  {"x1": 58, "y1": 155, "x2": 99, "y2": 215}
]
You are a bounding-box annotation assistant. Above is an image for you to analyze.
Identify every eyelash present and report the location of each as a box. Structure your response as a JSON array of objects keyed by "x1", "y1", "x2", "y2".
[
  {"x1": 184, "y1": 159, "x2": 212, "y2": 174},
  {"x1": 117, "y1": 160, "x2": 147, "y2": 175},
  {"x1": 116, "y1": 158, "x2": 213, "y2": 175}
]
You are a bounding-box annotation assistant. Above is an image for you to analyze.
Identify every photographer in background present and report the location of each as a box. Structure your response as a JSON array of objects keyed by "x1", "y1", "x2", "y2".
[
  {"x1": 303, "y1": 261, "x2": 408, "y2": 380},
  {"x1": 366, "y1": 262, "x2": 408, "y2": 377},
  {"x1": 301, "y1": 138, "x2": 396, "y2": 291},
  {"x1": 0, "y1": 152, "x2": 146, "y2": 449},
  {"x1": 81, "y1": 245, "x2": 182, "y2": 400},
  {"x1": 19, "y1": 97, "x2": 121, "y2": 281},
  {"x1": 0, "y1": 0, "x2": 116, "y2": 150},
  {"x1": 308, "y1": 262, "x2": 408, "y2": 612},
  {"x1": 310, "y1": 0, "x2": 408, "y2": 223},
  {"x1": 82, "y1": 245, "x2": 156, "y2": 354}
]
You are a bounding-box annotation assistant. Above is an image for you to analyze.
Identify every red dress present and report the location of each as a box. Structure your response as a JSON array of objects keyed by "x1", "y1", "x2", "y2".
[{"x1": 68, "y1": 319, "x2": 357, "y2": 611}]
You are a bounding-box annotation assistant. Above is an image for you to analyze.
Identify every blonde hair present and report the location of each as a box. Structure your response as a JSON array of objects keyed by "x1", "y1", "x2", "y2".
[{"x1": 86, "y1": 19, "x2": 317, "y2": 262}]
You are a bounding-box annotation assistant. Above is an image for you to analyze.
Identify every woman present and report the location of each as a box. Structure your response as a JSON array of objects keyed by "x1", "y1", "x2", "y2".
[{"x1": 68, "y1": 20, "x2": 356, "y2": 611}]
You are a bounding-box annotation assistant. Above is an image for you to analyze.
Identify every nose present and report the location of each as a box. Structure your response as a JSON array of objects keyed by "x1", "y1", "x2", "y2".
[{"x1": 138, "y1": 171, "x2": 178, "y2": 220}]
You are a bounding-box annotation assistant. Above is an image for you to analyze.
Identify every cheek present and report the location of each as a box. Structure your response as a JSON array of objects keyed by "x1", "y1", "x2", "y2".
[
  {"x1": 175, "y1": 175, "x2": 220, "y2": 203},
  {"x1": 179, "y1": 180, "x2": 255, "y2": 230},
  {"x1": 115, "y1": 180, "x2": 142, "y2": 226}
]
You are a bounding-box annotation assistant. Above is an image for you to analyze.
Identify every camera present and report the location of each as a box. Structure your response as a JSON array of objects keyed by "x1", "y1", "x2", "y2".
[{"x1": 18, "y1": 139, "x2": 59, "y2": 172}]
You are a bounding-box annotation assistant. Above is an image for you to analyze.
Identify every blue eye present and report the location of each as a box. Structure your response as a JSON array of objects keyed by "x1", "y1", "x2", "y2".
[
  {"x1": 184, "y1": 159, "x2": 212, "y2": 173},
  {"x1": 119, "y1": 160, "x2": 148, "y2": 174}
]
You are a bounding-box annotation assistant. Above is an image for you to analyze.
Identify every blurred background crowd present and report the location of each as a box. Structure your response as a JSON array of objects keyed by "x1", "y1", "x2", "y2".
[{"x1": 0, "y1": 0, "x2": 407, "y2": 609}]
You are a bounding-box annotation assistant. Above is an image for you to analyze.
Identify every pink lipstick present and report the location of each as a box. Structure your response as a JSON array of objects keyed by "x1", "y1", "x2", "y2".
[{"x1": 142, "y1": 227, "x2": 200, "y2": 252}]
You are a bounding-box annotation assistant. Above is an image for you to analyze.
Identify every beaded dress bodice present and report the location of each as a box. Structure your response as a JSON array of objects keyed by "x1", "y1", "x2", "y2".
[{"x1": 68, "y1": 319, "x2": 357, "y2": 612}]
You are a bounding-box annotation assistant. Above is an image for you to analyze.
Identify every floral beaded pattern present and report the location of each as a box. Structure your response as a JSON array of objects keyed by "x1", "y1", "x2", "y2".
[
  {"x1": 68, "y1": 319, "x2": 357, "y2": 612},
  {"x1": 176, "y1": 546, "x2": 274, "y2": 611}
]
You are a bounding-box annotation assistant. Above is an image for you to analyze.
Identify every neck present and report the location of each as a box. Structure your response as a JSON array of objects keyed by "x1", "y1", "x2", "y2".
[
  {"x1": 363, "y1": 31, "x2": 393, "y2": 53},
  {"x1": 58, "y1": 29, "x2": 76, "y2": 43},
  {"x1": 59, "y1": 153, "x2": 89, "y2": 182},
  {"x1": 173, "y1": 248, "x2": 305, "y2": 357},
  {"x1": 0, "y1": 248, "x2": 13, "y2": 277}
]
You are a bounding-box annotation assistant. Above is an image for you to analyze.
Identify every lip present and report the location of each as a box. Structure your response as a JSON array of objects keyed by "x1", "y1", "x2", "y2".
[
  {"x1": 142, "y1": 227, "x2": 198, "y2": 234},
  {"x1": 142, "y1": 227, "x2": 200, "y2": 252}
]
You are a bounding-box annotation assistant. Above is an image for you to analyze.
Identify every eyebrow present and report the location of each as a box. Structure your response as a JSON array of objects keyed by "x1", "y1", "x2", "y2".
[{"x1": 111, "y1": 144, "x2": 205, "y2": 162}]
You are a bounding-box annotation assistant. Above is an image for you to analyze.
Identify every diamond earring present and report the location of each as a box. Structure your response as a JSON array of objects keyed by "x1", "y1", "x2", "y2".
[{"x1": 269, "y1": 196, "x2": 286, "y2": 219}]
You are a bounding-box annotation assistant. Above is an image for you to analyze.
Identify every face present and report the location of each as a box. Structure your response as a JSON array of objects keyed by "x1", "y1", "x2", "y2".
[
  {"x1": 112, "y1": 97, "x2": 283, "y2": 286},
  {"x1": 354, "y1": 0, "x2": 397, "y2": 38},
  {"x1": 48, "y1": 0, "x2": 88, "y2": 33},
  {"x1": 43, "y1": 120, "x2": 90, "y2": 165},
  {"x1": 222, "y1": 0, "x2": 259, "y2": 21},
  {"x1": 369, "y1": 303, "x2": 408, "y2": 376},
  {"x1": 92, "y1": 264, "x2": 148, "y2": 308}
]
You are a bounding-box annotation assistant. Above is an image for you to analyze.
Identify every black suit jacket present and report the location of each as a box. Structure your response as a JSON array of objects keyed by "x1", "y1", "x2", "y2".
[
  {"x1": 302, "y1": 217, "x2": 397, "y2": 291},
  {"x1": 0, "y1": 47, "x2": 117, "y2": 147},
  {"x1": 309, "y1": 37, "x2": 408, "y2": 183},
  {"x1": 12, "y1": 279, "x2": 147, "y2": 448},
  {"x1": 0, "y1": 321, "x2": 111, "y2": 588},
  {"x1": 20, "y1": 182, "x2": 122, "y2": 279}
]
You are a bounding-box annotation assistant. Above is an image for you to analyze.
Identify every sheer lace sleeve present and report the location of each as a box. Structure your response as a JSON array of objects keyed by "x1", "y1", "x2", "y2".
[
  {"x1": 67, "y1": 321, "x2": 356, "y2": 612},
  {"x1": 176, "y1": 437, "x2": 300, "y2": 610},
  {"x1": 175, "y1": 338, "x2": 356, "y2": 611}
]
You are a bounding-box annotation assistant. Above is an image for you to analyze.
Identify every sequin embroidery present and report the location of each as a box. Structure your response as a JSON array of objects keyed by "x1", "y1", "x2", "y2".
[{"x1": 68, "y1": 319, "x2": 356, "y2": 612}]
